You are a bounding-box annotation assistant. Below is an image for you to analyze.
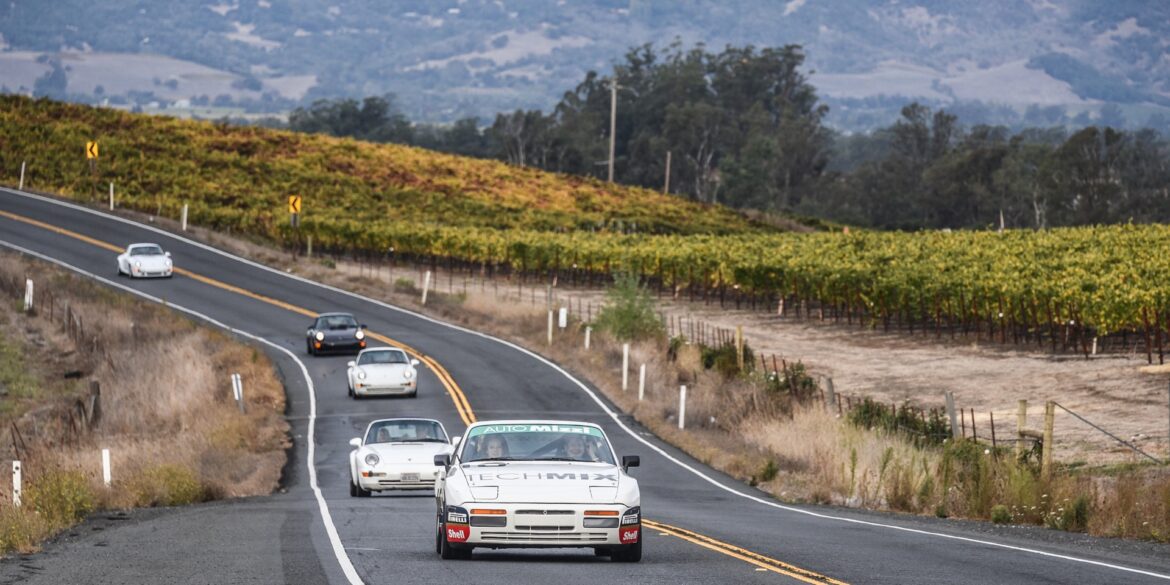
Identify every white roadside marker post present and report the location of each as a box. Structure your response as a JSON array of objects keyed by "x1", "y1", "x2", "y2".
[
  {"x1": 109, "y1": 182, "x2": 114, "y2": 210},
  {"x1": 19, "y1": 161, "x2": 26, "y2": 190},
  {"x1": 621, "y1": 343, "x2": 630, "y2": 391},
  {"x1": 638, "y1": 363, "x2": 646, "y2": 401},
  {"x1": 421, "y1": 270, "x2": 431, "y2": 305},
  {"x1": 23, "y1": 279, "x2": 33, "y2": 313},
  {"x1": 232, "y1": 373, "x2": 246, "y2": 414},
  {"x1": 12, "y1": 461, "x2": 21, "y2": 507},
  {"x1": 678, "y1": 385, "x2": 687, "y2": 429},
  {"x1": 558, "y1": 307, "x2": 568, "y2": 329},
  {"x1": 181, "y1": 203, "x2": 189, "y2": 231},
  {"x1": 547, "y1": 310, "x2": 554, "y2": 346},
  {"x1": 584, "y1": 327, "x2": 592, "y2": 350},
  {"x1": 101, "y1": 449, "x2": 111, "y2": 487}
]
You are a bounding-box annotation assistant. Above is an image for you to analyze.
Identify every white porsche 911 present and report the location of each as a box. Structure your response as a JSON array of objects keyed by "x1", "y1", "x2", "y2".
[
  {"x1": 433, "y1": 420, "x2": 641, "y2": 562},
  {"x1": 346, "y1": 347, "x2": 420, "y2": 398},
  {"x1": 349, "y1": 418, "x2": 453, "y2": 497},
  {"x1": 116, "y1": 243, "x2": 173, "y2": 278}
]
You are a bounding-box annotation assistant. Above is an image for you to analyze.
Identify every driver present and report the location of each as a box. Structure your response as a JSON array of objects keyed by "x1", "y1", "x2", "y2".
[{"x1": 561, "y1": 434, "x2": 599, "y2": 462}]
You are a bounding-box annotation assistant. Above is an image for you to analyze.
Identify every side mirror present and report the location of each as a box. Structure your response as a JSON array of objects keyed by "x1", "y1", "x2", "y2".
[
  {"x1": 164, "y1": 251, "x2": 172, "y2": 258},
  {"x1": 360, "y1": 324, "x2": 368, "y2": 329},
  {"x1": 622, "y1": 455, "x2": 640, "y2": 472},
  {"x1": 410, "y1": 359, "x2": 420, "y2": 367},
  {"x1": 349, "y1": 437, "x2": 362, "y2": 448},
  {"x1": 347, "y1": 361, "x2": 356, "y2": 368},
  {"x1": 451, "y1": 435, "x2": 461, "y2": 448},
  {"x1": 434, "y1": 453, "x2": 451, "y2": 467}
]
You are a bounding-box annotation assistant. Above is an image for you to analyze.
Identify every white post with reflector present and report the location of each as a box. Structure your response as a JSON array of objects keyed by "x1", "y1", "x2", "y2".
[
  {"x1": 12, "y1": 461, "x2": 21, "y2": 507},
  {"x1": 678, "y1": 385, "x2": 687, "y2": 429},
  {"x1": 101, "y1": 449, "x2": 111, "y2": 487},
  {"x1": 232, "y1": 373, "x2": 245, "y2": 414},
  {"x1": 109, "y1": 182, "x2": 114, "y2": 210},
  {"x1": 621, "y1": 343, "x2": 630, "y2": 391},
  {"x1": 547, "y1": 310, "x2": 554, "y2": 346},
  {"x1": 584, "y1": 327, "x2": 592, "y2": 350},
  {"x1": 181, "y1": 204, "x2": 189, "y2": 231},
  {"x1": 19, "y1": 161, "x2": 26, "y2": 190},
  {"x1": 422, "y1": 270, "x2": 431, "y2": 305},
  {"x1": 558, "y1": 307, "x2": 568, "y2": 329},
  {"x1": 23, "y1": 279, "x2": 33, "y2": 312}
]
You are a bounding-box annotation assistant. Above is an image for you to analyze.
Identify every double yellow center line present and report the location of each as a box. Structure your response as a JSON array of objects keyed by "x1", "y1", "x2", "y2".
[{"x1": 0, "y1": 206, "x2": 844, "y2": 583}]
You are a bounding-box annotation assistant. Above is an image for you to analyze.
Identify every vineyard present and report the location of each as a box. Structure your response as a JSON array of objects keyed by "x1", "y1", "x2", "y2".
[{"x1": 2, "y1": 96, "x2": 1169, "y2": 362}]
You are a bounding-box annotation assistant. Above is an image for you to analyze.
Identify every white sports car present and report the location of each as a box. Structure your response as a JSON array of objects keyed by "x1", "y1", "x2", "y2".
[
  {"x1": 346, "y1": 347, "x2": 420, "y2": 398},
  {"x1": 116, "y1": 243, "x2": 173, "y2": 278},
  {"x1": 349, "y1": 418, "x2": 453, "y2": 497},
  {"x1": 433, "y1": 420, "x2": 642, "y2": 562}
]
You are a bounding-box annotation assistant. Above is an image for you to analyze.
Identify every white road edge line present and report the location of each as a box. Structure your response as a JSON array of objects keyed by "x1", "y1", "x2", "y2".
[
  {"x1": 0, "y1": 238, "x2": 365, "y2": 585},
  {"x1": 5, "y1": 188, "x2": 1169, "y2": 581}
]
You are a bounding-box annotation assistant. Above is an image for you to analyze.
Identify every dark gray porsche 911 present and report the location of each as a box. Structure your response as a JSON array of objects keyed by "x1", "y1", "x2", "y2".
[{"x1": 306, "y1": 312, "x2": 368, "y2": 356}]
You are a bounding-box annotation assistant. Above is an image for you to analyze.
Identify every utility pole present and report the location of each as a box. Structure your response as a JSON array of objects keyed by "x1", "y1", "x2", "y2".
[
  {"x1": 608, "y1": 79, "x2": 617, "y2": 183},
  {"x1": 663, "y1": 150, "x2": 672, "y2": 194}
]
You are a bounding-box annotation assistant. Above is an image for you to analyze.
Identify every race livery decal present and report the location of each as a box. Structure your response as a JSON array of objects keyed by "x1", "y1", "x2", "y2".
[
  {"x1": 620, "y1": 526, "x2": 640, "y2": 544},
  {"x1": 472, "y1": 472, "x2": 617, "y2": 482},
  {"x1": 446, "y1": 524, "x2": 470, "y2": 543},
  {"x1": 467, "y1": 424, "x2": 603, "y2": 437}
]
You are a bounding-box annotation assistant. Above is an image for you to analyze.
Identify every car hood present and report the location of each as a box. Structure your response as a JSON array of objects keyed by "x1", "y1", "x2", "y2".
[
  {"x1": 364, "y1": 442, "x2": 451, "y2": 464},
  {"x1": 460, "y1": 461, "x2": 623, "y2": 504},
  {"x1": 322, "y1": 328, "x2": 359, "y2": 340}
]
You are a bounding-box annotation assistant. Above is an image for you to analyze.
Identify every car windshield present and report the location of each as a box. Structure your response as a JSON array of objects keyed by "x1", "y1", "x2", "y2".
[
  {"x1": 358, "y1": 350, "x2": 409, "y2": 365},
  {"x1": 365, "y1": 420, "x2": 447, "y2": 444},
  {"x1": 317, "y1": 315, "x2": 357, "y2": 330},
  {"x1": 461, "y1": 423, "x2": 615, "y2": 465},
  {"x1": 130, "y1": 245, "x2": 164, "y2": 256}
]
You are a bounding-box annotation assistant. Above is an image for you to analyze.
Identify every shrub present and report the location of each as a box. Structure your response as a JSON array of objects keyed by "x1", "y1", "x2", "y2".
[
  {"x1": 27, "y1": 470, "x2": 95, "y2": 528},
  {"x1": 132, "y1": 464, "x2": 207, "y2": 507},
  {"x1": 759, "y1": 460, "x2": 779, "y2": 482},
  {"x1": 701, "y1": 342, "x2": 752, "y2": 378},
  {"x1": 593, "y1": 272, "x2": 664, "y2": 341},
  {"x1": 393, "y1": 277, "x2": 418, "y2": 295},
  {"x1": 991, "y1": 504, "x2": 1011, "y2": 524}
]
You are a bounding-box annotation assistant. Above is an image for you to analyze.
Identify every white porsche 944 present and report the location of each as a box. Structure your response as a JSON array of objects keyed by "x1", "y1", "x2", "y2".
[
  {"x1": 346, "y1": 347, "x2": 420, "y2": 398},
  {"x1": 116, "y1": 243, "x2": 173, "y2": 278},
  {"x1": 349, "y1": 418, "x2": 453, "y2": 497},
  {"x1": 433, "y1": 421, "x2": 641, "y2": 562}
]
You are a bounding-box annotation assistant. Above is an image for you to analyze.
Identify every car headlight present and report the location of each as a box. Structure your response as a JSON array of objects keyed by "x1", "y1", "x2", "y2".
[
  {"x1": 403, "y1": 369, "x2": 413, "y2": 379},
  {"x1": 621, "y1": 506, "x2": 641, "y2": 525},
  {"x1": 134, "y1": 261, "x2": 142, "y2": 268},
  {"x1": 355, "y1": 330, "x2": 365, "y2": 340},
  {"x1": 356, "y1": 370, "x2": 366, "y2": 380},
  {"x1": 364, "y1": 453, "x2": 379, "y2": 466},
  {"x1": 165, "y1": 259, "x2": 173, "y2": 267},
  {"x1": 315, "y1": 331, "x2": 324, "y2": 341}
]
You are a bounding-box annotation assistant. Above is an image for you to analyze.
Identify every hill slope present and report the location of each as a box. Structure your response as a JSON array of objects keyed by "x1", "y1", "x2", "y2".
[{"x1": 0, "y1": 96, "x2": 763, "y2": 237}]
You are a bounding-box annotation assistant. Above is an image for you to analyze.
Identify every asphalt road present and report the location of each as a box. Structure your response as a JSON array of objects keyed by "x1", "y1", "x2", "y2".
[{"x1": 0, "y1": 187, "x2": 1167, "y2": 585}]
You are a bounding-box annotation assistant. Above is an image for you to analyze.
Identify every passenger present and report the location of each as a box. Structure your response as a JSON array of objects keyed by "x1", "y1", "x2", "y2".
[
  {"x1": 375, "y1": 427, "x2": 391, "y2": 443},
  {"x1": 480, "y1": 435, "x2": 509, "y2": 459},
  {"x1": 561, "y1": 435, "x2": 599, "y2": 462}
]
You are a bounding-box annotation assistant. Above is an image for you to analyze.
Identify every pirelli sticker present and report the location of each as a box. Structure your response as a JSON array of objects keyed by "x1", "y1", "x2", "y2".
[{"x1": 467, "y1": 424, "x2": 602, "y2": 438}]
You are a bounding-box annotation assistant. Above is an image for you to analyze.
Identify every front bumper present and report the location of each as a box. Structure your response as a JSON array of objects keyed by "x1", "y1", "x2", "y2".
[
  {"x1": 445, "y1": 503, "x2": 640, "y2": 548},
  {"x1": 354, "y1": 380, "x2": 417, "y2": 396},
  {"x1": 130, "y1": 266, "x2": 172, "y2": 278},
  {"x1": 358, "y1": 464, "x2": 440, "y2": 490},
  {"x1": 312, "y1": 338, "x2": 366, "y2": 354}
]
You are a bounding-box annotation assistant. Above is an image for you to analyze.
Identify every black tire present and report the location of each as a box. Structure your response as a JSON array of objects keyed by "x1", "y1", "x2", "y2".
[
  {"x1": 438, "y1": 516, "x2": 472, "y2": 560},
  {"x1": 408, "y1": 389, "x2": 418, "y2": 399},
  {"x1": 349, "y1": 478, "x2": 358, "y2": 498},
  {"x1": 611, "y1": 539, "x2": 641, "y2": 563},
  {"x1": 357, "y1": 484, "x2": 371, "y2": 497},
  {"x1": 434, "y1": 515, "x2": 443, "y2": 555}
]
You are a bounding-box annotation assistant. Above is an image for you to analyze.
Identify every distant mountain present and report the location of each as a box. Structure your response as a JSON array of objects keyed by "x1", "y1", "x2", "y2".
[{"x1": 2, "y1": 0, "x2": 1168, "y2": 131}]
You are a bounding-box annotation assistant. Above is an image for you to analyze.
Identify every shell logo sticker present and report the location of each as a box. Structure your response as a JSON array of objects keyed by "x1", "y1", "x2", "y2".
[
  {"x1": 447, "y1": 524, "x2": 470, "y2": 543},
  {"x1": 620, "y1": 526, "x2": 639, "y2": 544}
]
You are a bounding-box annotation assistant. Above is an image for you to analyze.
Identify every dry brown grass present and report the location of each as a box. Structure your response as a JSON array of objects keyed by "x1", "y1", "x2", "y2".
[{"x1": 0, "y1": 252, "x2": 288, "y2": 553}]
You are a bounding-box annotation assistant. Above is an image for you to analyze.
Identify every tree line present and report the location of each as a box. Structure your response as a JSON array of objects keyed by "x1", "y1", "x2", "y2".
[{"x1": 287, "y1": 42, "x2": 1170, "y2": 230}]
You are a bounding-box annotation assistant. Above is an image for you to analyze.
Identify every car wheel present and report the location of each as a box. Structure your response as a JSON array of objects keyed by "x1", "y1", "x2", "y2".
[
  {"x1": 611, "y1": 539, "x2": 641, "y2": 563},
  {"x1": 347, "y1": 385, "x2": 354, "y2": 398},
  {"x1": 408, "y1": 389, "x2": 418, "y2": 399},
  {"x1": 438, "y1": 517, "x2": 471, "y2": 560},
  {"x1": 434, "y1": 515, "x2": 443, "y2": 555},
  {"x1": 349, "y1": 478, "x2": 358, "y2": 498},
  {"x1": 356, "y1": 483, "x2": 371, "y2": 498}
]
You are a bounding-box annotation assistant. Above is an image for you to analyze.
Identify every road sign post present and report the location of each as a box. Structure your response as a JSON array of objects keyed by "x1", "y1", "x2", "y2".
[
  {"x1": 288, "y1": 195, "x2": 302, "y2": 228},
  {"x1": 86, "y1": 141, "x2": 99, "y2": 200}
]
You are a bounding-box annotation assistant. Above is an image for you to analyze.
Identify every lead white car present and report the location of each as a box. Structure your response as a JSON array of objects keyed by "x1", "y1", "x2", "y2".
[
  {"x1": 116, "y1": 243, "x2": 173, "y2": 278},
  {"x1": 346, "y1": 347, "x2": 420, "y2": 398},
  {"x1": 349, "y1": 418, "x2": 453, "y2": 497},
  {"x1": 433, "y1": 421, "x2": 641, "y2": 562}
]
